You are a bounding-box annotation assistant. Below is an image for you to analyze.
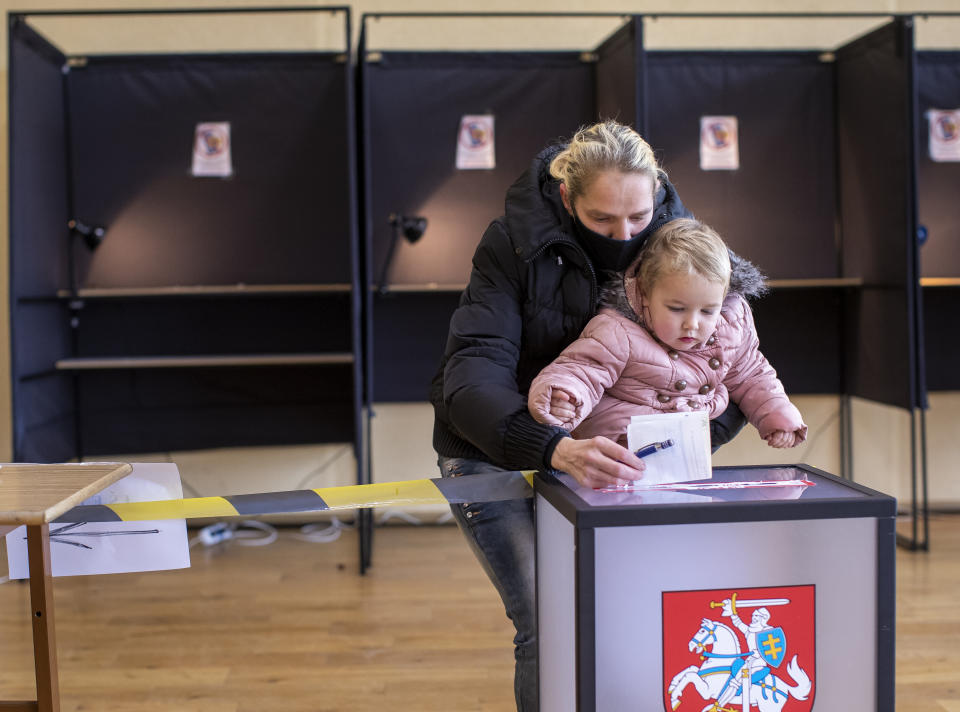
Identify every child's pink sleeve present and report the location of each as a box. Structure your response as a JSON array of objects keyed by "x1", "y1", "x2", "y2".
[{"x1": 528, "y1": 313, "x2": 632, "y2": 431}]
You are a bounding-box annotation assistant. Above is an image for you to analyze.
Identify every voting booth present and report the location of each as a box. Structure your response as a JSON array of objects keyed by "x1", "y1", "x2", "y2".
[
  {"x1": 536, "y1": 465, "x2": 896, "y2": 712},
  {"x1": 359, "y1": 12, "x2": 645, "y2": 403},
  {"x1": 8, "y1": 7, "x2": 362, "y2": 463}
]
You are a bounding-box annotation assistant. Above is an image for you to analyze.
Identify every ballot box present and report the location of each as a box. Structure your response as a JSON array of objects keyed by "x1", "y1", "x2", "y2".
[{"x1": 535, "y1": 464, "x2": 896, "y2": 712}]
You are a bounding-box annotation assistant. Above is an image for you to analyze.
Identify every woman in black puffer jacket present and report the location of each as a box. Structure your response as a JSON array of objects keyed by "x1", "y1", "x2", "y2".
[{"x1": 431, "y1": 121, "x2": 748, "y2": 711}]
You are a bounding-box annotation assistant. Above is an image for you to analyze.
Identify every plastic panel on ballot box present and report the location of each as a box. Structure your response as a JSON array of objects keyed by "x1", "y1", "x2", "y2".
[
  {"x1": 535, "y1": 464, "x2": 896, "y2": 712},
  {"x1": 544, "y1": 465, "x2": 893, "y2": 524}
]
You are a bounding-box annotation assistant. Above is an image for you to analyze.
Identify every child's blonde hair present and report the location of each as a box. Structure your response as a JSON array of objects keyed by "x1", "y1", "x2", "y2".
[
  {"x1": 549, "y1": 120, "x2": 663, "y2": 205},
  {"x1": 638, "y1": 218, "x2": 731, "y2": 294}
]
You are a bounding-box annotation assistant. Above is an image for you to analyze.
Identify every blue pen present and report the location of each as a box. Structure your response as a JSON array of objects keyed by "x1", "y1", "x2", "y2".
[{"x1": 634, "y1": 439, "x2": 674, "y2": 459}]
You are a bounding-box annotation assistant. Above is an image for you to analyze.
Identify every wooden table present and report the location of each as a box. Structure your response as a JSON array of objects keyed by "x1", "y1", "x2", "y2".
[{"x1": 0, "y1": 463, "x2": 133, "y2": 712}]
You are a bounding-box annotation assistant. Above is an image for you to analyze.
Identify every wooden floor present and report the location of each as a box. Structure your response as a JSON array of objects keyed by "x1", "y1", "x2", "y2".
[{"x1": 0, "y1": 515, "x2": 956, "y2": 711}]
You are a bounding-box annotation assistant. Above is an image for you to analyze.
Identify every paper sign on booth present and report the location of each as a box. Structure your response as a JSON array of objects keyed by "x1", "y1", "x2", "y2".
[
  {"x1": 700, "y1": 116, "x2": 740, "y2": 170},
  {"x1": 456, "y1": 114, "x2": 495, "y2": 170},
  {"x1": 191, "y1": 121, "x2": 233, "y2": 177},
  {"x1": 928, "y1": 109, "x2": 960, "y2": 162},
  {"x1": 6, "y1": 463, "x2": 190, "y2": 578}
]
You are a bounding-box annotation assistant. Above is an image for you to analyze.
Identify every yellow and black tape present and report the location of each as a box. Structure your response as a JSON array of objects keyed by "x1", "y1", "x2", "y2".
[{"x1": 53, "y1": 470, "x2": 537, "y2": 524}]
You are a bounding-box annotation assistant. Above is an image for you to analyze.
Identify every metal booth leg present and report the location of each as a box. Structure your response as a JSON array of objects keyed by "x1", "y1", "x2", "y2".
[{"x1": 896, "y1": 408, "x2": 930, "y2": 551}]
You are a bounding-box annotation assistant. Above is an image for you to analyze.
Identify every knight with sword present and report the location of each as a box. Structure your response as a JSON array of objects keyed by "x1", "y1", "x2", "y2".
[{"x1": 712, "y1": 593, "x2": 791, "y2": 709}]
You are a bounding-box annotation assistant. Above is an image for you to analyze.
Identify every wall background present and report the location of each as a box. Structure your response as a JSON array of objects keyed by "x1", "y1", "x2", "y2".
[{"x1": 1, "y1": 0, "x2": 957, "y2": 513}]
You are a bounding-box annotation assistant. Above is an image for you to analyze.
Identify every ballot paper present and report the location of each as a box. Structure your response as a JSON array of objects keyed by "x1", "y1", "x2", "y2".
[
  {"x1": 6, "y1": 463, "x2": 190, "y2": 578},
  {"x1": 626, "y1": 411, "x2": 712, "y2": 485}
]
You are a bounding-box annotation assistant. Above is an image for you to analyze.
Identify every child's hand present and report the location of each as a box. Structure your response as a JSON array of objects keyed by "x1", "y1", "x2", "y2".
[
  {"x1": 765, "y1": 430, "x2": 802, "y2": 448},
  {"x1": 549, "y1": 388, "x2": 580, "y2": 426}
]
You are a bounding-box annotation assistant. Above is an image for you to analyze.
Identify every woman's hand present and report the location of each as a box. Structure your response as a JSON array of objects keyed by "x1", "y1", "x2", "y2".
[
  {"x1": 550, "y1": 436, "x2": 645, "y2": 489},
  {"x1": 765, "y1": 430, "x2": 802, "y2": 449}
]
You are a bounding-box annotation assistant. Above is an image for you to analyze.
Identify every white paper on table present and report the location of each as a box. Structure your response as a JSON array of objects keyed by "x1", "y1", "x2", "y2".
[
  {"x1": 928, "y1": 109, "x2": 960, "y2": 162},
  {"x1": 626, "y1": 411, "x2": 712, "y2": 485},
  {"x1": 699, "y1": 115, "x2": 739, "y2": 170},
  {"x1": 191, "y1": 121, "x2": 233, "y2": 177},
  {"x1": 455, "y1": 114, "x2": 495, "y2": 170},
  {"x1": 6, "y1": 463, "x2": 190, "y2": 579}
]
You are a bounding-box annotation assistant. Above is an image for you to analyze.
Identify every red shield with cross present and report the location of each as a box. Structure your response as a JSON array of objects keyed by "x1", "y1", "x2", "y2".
[{"x1": 662, "y1": 584, "x2": 816, "y2": 712}]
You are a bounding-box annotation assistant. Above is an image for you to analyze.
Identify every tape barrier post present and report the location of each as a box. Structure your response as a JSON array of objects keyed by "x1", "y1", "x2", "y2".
[{"x1": 53, "y1": 470, "x2": 539, "y2": 524}]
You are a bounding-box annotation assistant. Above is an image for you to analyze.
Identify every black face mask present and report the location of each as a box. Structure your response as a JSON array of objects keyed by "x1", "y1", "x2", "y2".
[{"x1": 571, "y1": 211, "x2": 648, "y2": 273}]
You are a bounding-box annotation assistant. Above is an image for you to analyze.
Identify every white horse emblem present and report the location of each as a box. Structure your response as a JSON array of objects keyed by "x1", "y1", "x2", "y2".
[{"x1": 667, "y1": 617, "x2": 812, "y2": 711}]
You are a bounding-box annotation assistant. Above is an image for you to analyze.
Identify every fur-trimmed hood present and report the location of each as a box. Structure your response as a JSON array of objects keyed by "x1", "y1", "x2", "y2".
[{"x1": 598, "y1": 249, "x2": 767, "y2": 322}]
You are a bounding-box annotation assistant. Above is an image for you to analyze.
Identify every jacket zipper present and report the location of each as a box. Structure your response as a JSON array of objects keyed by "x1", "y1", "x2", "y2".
[{"x1": 526, "y1": 237, "x2": 598, "y2": 308}]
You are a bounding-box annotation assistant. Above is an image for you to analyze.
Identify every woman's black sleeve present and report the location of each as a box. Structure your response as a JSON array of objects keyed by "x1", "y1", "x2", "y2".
[{"x1": 442, "y1": 221, "x2": 568, "y2": 469}]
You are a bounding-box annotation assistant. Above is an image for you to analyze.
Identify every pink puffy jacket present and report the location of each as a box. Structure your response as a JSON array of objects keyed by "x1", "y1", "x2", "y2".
[{"x1": 528, "y1": 289, "x2": 807, "y2": 446}]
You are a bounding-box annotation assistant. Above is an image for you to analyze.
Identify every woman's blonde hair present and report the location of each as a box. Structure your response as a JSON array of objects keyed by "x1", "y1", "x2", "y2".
[
  {"x1": 638, "y1": 218, "x2": 731, "y2": 294},
  {"x1": 549, "y1": 120, "x2": 663, "y2": 205}
]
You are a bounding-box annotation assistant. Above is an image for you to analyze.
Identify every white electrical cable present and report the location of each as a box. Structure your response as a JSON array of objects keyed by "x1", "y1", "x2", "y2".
[
  {"x1": 190, "y1": 520, "x2": 277, "y2": 548},
  {"x1": 292, "y1": 516, "x2": 353, "y2": 544},
  {"x1": 232, "y1": 520, "x2": 278, "y2": 547}
]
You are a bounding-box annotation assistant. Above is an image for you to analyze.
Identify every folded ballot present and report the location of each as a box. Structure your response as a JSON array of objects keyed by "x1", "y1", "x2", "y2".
[{"x1": 626, "y1": 411, "x2": 712, "y2": 485}]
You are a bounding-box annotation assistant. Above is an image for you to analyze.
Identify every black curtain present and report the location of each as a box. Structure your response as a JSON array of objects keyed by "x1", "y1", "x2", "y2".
[
  {"x1": 916, "y1": 51, "x2": 960, "y2": 391},
  {"x1": 67, "y1": 54, "x2": 352, "y2": 288},
  {"x1": 364, "y1": 51, "x2": 595, "y2": 401},
  {"x1": 646, "y1": 51, "x2": 836, "y2": 280},
  {"x1": 836, "y1": 18, "x2": 922, "y2": 409},
  {"x1": 9, "y1": 18, "x2": 76, "y2": 461}
]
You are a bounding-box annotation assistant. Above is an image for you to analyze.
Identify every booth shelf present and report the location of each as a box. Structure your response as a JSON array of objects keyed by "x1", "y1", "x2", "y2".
[
  {"x1": 55, "y1": 354, "x2": 354, "y2": 370},
  {"x1": 53, "y1": 284, "x2": 355, "y2": 299},
  {"x1": 921, "y1": 277, "x2": 960, "y2": 287},
  {"x1": 373, "y1": 278, "x2": 866, "y2": 294}
]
